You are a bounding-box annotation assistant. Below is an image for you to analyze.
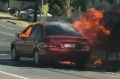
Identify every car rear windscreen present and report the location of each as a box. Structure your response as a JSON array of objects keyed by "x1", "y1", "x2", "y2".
[{"x1": 45, "y1": 25, "x2": 80, "y2": 36}]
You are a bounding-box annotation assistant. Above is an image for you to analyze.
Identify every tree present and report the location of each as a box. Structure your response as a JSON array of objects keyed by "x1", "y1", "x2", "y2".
[
  {"x1": 48, "y1": 0, "x2": 88, "y2": 16},
  {"x1": 63, "y1": 0, "x2": 73, "y2": 18},
  {"x1": 72, "y1": 0, "x2": 88, "y2": 11},
  {"x1": 48, "y1": 0, "x2": 65, "y2": 16}
]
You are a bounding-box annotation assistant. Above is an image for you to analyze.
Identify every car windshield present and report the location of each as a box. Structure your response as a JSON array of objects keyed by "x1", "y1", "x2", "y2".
[{"x1": 45, "y1": 24, "x2": 80, "y2": 36}]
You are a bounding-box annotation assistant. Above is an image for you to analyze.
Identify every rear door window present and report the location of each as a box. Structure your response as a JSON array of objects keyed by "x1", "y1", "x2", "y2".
[{"x1": 28, "y1": 24, "x2": 44, "y2": 41}]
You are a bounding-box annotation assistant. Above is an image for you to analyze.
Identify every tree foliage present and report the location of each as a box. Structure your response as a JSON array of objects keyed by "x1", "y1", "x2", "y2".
[
  {"x1": 48, "y1": 0, "x2": 65, "y2": 16},
  {"x1": 0, "y1": 0, "x2": 88, "y2": 16},
  {"x1": 48, "y1": 0, "x2": 88, "y2": 16},
  {"x1": 72, "y1": 0, "x2": 88, "y2": 11},
  {"x1": 63, "y1": 0, "x2": 73, "y2": 17}
]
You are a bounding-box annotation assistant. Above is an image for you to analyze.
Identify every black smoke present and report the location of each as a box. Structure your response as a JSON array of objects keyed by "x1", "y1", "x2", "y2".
[{"x1": 95, "y1": 2, "x2": 120, "y2": 60}]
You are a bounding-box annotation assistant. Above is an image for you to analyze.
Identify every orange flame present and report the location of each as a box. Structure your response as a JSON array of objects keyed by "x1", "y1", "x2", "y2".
[
  {"x1": 94, "y1": 58, "x2": 103, "y2": 65},
  {"x1": 60, "y1": 61, "x2": 75, "y2": 65},
  {"x1": 73, "y1": 8, "x2": 110, "y2": 43}
]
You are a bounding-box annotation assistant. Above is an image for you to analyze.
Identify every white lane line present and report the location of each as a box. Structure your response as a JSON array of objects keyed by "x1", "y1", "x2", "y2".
[
  {"x1": 0, "y1": 54, "x2": 8, "y2": 56},
  {"x1": 0, "y1": 70, "x2": 30, "y2": 79},
  {"x1": 0, "y1": 23, "x2": 17, "y2": 30},
  {"x1": 0, "y1": 31, "x2": 14, "y2": 36},
  {"x1": 105, "y1": 72, "x2": 120, "y2": 76}
]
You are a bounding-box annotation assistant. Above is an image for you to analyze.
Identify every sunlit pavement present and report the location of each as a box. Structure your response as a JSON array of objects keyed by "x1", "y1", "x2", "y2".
[
  {"x1": 0, "y1": 19, "x2": 119, "y2": 79},
  {"x1": 0, "y1": 12, "x2": 14, "y2": 19}
]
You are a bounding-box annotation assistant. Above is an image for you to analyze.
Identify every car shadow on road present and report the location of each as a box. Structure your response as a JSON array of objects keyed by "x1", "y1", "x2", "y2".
[
  {"x1": 0, "y1": 57, "x2": 77, "y2": 69},
  {"x1": 0, "y1": 58, "x2": 120, "y2": 79},
  {"x1": 0, "y1": 51, "x2": 119, "y2": 73},
  {"x1": 0, "y1": 58, "x2": 119, "y2": 73}
]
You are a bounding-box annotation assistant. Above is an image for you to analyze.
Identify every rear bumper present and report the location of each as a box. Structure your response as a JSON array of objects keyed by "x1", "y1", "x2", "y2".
[
  {"x1": 40, "y1": 50, "x2": 91, "y2": 62},
  {"x1": 48, "y1": 48, "x2": 91, "y2": 53},
  {"x1": 51, "y1": 52, "x2": 90, "y2": 61}
]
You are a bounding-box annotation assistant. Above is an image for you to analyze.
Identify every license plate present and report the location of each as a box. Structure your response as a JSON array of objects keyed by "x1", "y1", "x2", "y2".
[{"x1": 64, "y1": 43, "x2": 76, "y2": 48}]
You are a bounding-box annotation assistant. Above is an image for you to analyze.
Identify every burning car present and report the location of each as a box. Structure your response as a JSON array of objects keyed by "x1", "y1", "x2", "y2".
[{"x1": 11, "y1": 22, "x2": 91, "y2": 68}]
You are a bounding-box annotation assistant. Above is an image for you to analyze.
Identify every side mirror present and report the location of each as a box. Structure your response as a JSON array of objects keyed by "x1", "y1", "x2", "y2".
[{"x1": 15, "y1": 33, "x2": 20, "y2": 37}]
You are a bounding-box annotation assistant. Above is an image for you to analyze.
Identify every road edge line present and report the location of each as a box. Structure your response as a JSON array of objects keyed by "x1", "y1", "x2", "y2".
[
  {"x1": 105, "y1": 72, "x2": 120, "y2": 76},
  {"x1": 0, "y1": 70, "x2": 30, "y2": 79}
]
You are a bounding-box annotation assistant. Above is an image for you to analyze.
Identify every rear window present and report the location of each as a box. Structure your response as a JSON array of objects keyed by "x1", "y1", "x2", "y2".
[{"x1": 45, "y1": 25, "x2": 80, "y2": 36}]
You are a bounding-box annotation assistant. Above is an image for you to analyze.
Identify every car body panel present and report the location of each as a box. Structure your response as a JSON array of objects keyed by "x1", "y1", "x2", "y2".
[{"x1": 11, "y1": 22, "x2": 91, "y2": 64}]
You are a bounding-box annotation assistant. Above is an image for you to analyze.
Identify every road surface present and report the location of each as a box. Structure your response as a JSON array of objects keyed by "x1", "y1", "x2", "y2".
[{"x1": 0, "y1": 19, "x2": 119, "y2": 79}]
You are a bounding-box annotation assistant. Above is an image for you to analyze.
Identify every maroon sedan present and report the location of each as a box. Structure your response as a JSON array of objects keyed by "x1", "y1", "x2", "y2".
[{"x1": 11, "y1": 22, "x2": 91, "y2": 67}]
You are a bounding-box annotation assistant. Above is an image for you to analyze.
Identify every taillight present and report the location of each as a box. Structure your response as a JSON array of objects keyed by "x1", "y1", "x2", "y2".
[{"x1": 43, "y1": 44, "x2": 58, "y2": 48}]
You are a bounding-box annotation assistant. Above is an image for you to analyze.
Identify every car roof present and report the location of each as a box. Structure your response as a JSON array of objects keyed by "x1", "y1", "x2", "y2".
[
  {"x1": 31, "y1": 22, "x2": 73, "y2": 29},
  {"x1": 44, "y1": 22, "x2": 77, "y2": 33},
  {"x1": 44, "y1": 22, "x2": 73, "y2": 28}
]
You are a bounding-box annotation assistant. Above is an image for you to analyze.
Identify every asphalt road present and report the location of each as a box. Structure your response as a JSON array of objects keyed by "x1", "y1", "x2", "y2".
[{"x1": 0, "y1": 19, "x2": 119, "y2": 79}]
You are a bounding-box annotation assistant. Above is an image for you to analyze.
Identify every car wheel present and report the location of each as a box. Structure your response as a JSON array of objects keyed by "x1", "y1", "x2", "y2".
[
  {"x1": 11, "y1": 48, "x2": 20, "y2": 61},
  {"x1": 34, "y1": 51, "x2": 43, "y2": 66}
]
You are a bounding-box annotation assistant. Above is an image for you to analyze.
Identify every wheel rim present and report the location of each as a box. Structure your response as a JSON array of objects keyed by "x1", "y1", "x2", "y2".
[
  {"x1": 11, "y1": 49, "x2": 15, "y2": 59},
  {"x1": 34, "y1": 52, "x2": 39, "y2": 64}
]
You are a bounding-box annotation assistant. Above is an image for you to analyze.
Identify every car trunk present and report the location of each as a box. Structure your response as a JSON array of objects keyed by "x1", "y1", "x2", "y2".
[{"x1": 45, "y1": 36, "x2": 90, "y2": 51}]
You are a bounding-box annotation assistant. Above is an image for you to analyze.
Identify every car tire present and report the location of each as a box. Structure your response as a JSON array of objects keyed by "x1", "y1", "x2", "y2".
[
  {"x1": 34, "y1": 51, "x2": 43, "y2": 66},
  {"x1": 11, "y1": 48, "x2": 20, "y2": 61}
]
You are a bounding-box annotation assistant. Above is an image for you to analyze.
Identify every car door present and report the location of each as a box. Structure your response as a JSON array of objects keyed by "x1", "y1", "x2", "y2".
[
  {"x1": 20, "y1": 25, "x2": 44, "y2": 57},
  {"x1": 15, "y1": 25, "x2": 34, "y2": 55}
]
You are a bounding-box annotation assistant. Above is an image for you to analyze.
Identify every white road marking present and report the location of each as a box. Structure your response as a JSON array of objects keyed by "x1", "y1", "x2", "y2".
[
  {"x1": 105, "y1": 72, "x2": 120, "y2": 76},
  {"x1": 0, "y1": 31, "x2": 14, "y2": 36},
  {"x1": 0, "y1": 54, "x2": 8, "y2": 56},
  {"x1": 0, "y1": 23, "x2": 17, "y2": 30},
  {"x1": 0, "y1": 70, "x2": 30, "y2": 79}
]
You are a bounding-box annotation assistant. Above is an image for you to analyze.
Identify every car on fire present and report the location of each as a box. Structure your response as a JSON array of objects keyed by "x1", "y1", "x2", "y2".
[{"x1": 11, "y1": 22, "x2": 91, "y2": 68}]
